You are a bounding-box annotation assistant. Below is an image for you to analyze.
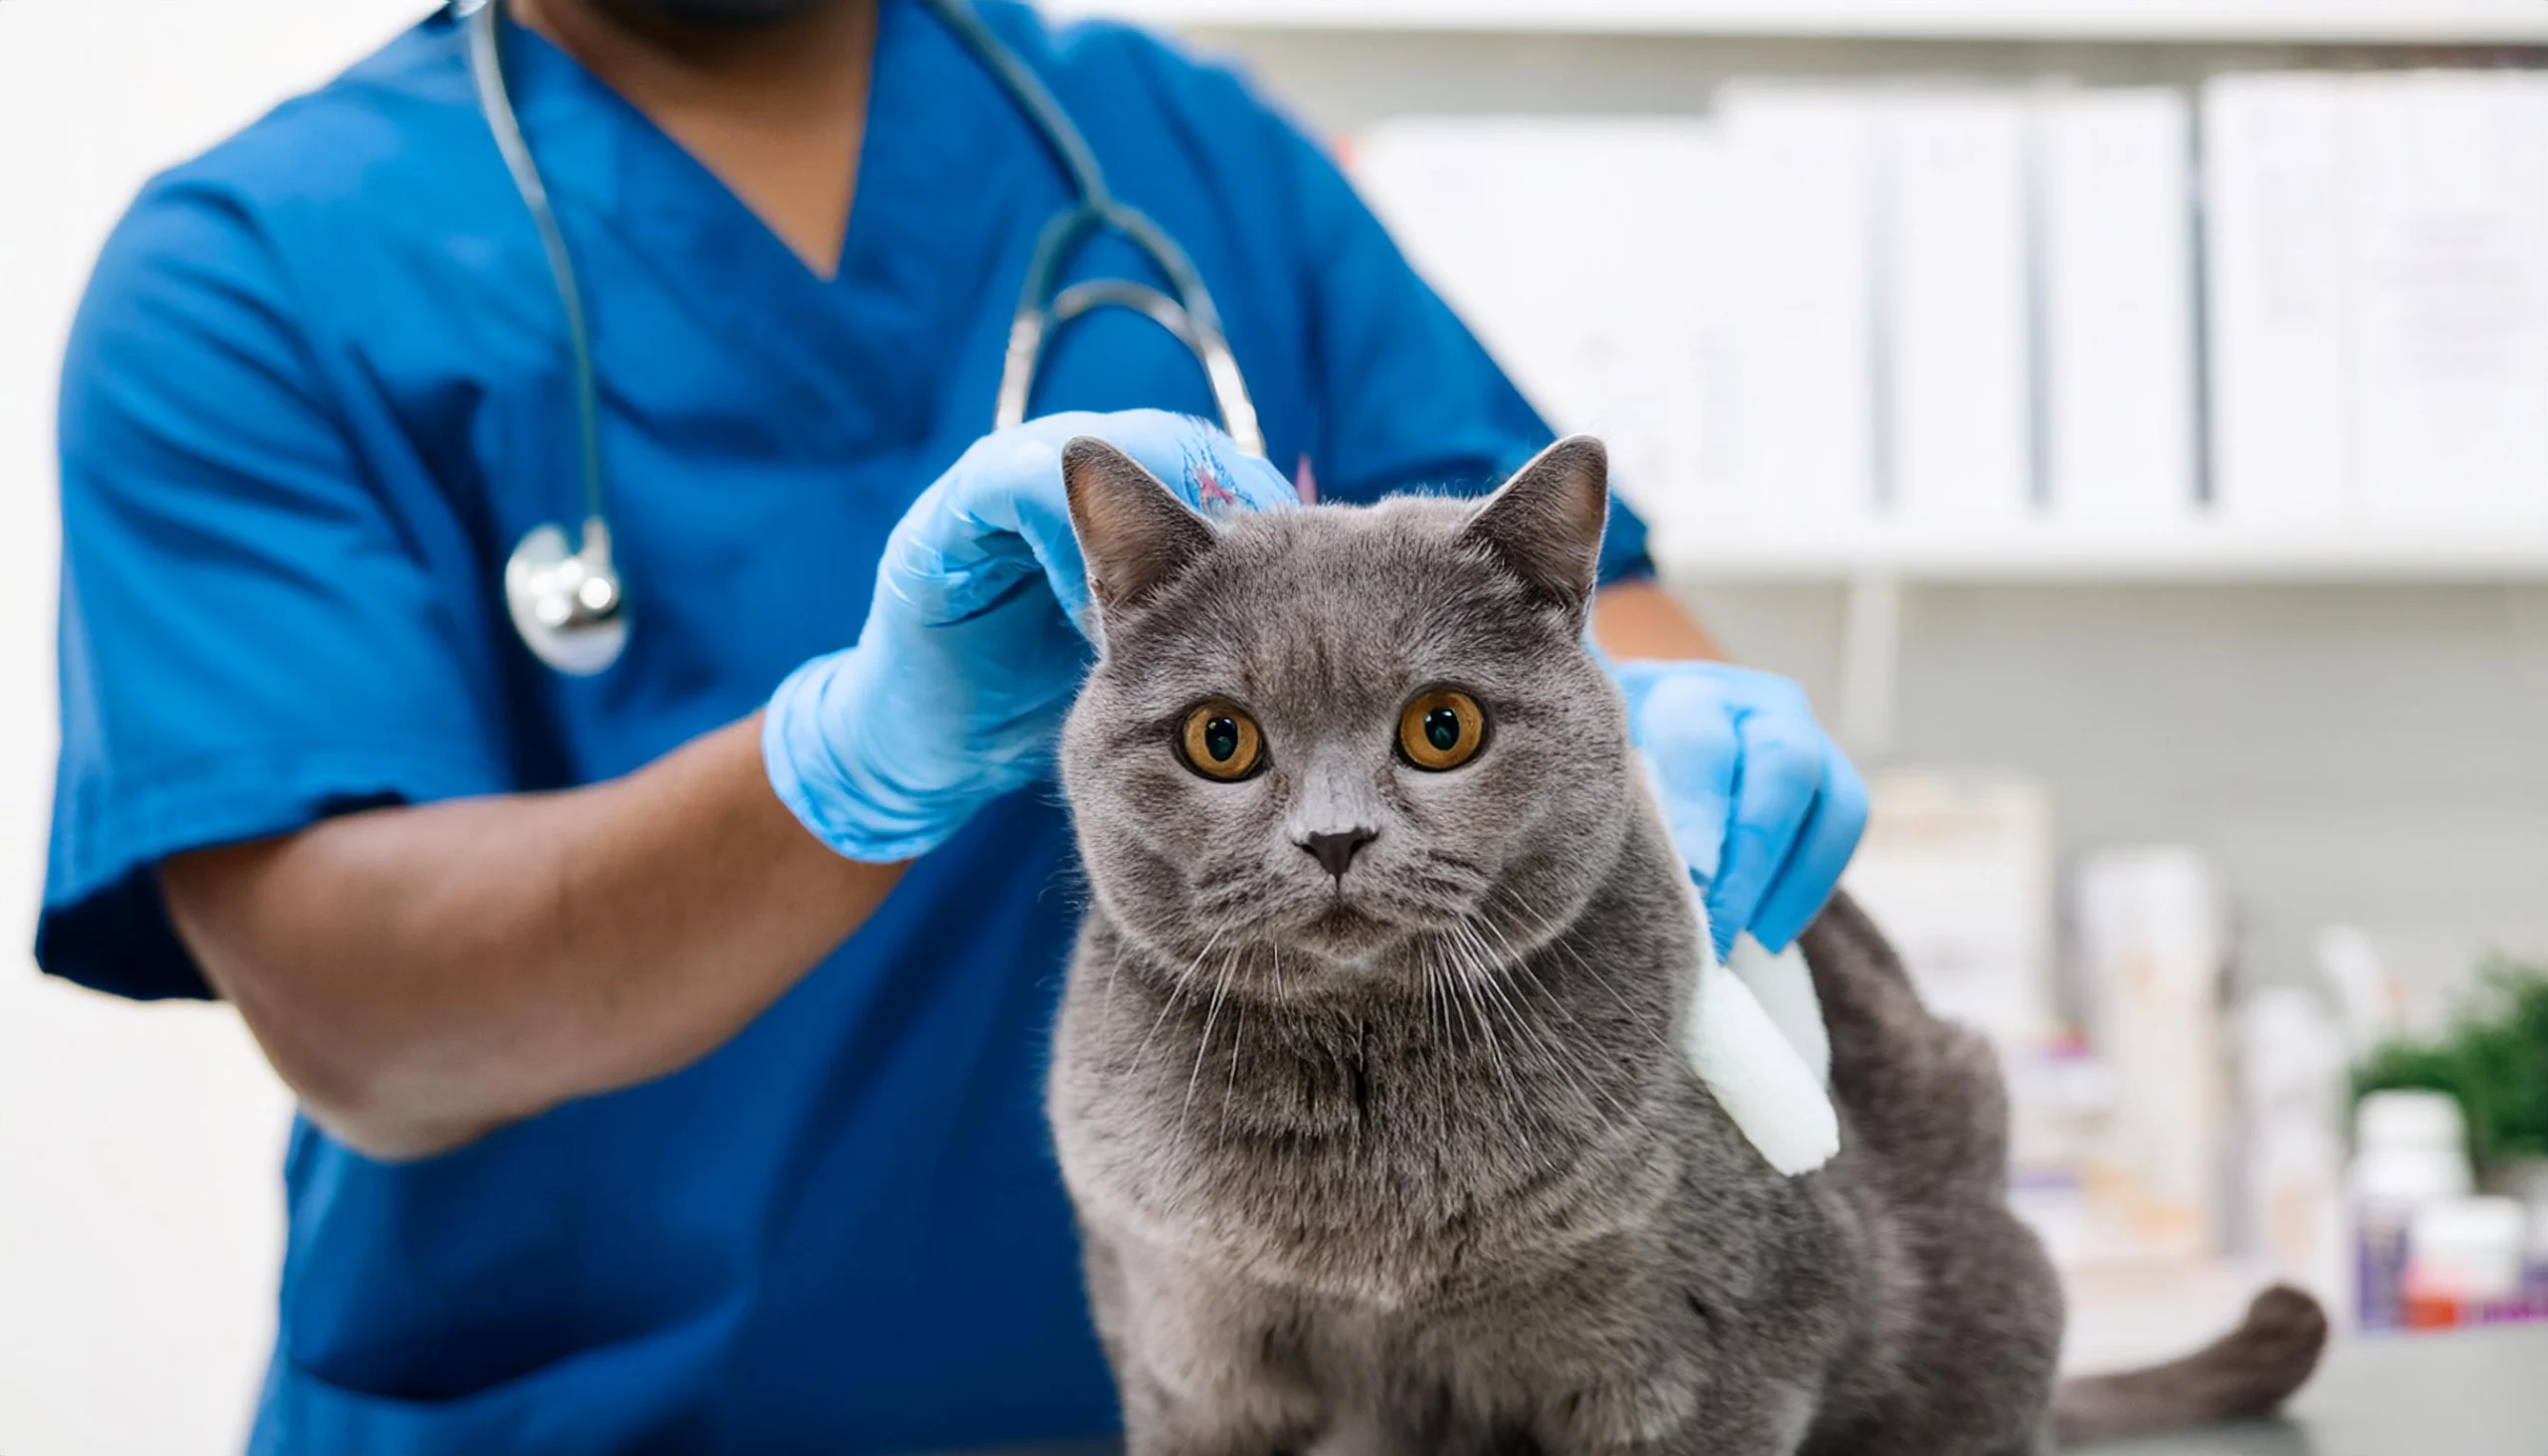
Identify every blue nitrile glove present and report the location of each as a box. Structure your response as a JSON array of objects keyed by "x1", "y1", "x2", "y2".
[
  {"x1": 1606, "y1": 658, "x2": 1869, "y2": 960},
  {"x1": 765, "y1": 409, "x2": 1297, "y2": 862}
]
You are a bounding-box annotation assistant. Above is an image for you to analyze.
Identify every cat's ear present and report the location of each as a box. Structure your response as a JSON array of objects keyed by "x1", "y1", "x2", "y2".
[
  {"x1": 1063, "y1": 436, "x2": 1218, "y2": 617},
  {"x1": 1460, "y1": 435, "x2": 1609, "y2": 613}
]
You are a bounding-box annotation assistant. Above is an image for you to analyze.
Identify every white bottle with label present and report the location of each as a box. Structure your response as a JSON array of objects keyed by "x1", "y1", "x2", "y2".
[{"x1": 2351, "y1": 1090, "x2": 2473, "y2": 1331}]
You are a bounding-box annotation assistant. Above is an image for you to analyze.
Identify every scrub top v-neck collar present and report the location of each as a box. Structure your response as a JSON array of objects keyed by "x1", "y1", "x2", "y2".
[{"x1": 489, "y1": 0, "x2": 1051, "y2": 457}]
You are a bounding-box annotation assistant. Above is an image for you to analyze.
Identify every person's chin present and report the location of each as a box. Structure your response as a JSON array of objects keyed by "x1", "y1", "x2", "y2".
[{"x1": 591, "y1": 0, "x2": 838, "y2": 31}]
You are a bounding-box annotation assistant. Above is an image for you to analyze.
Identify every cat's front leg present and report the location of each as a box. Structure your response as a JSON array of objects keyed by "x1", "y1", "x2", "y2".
[
  {"x1": 1089, "y1": 1233, "x2": 1325, "y2": 1456},
  {"x1": 1536, "y1": 1373, "x2": 1817, "y2": 1456},
  {"x1": 1116, "y1": 1367, "x2": 1319, "y2": 1456},
  {"x1": 1113, "y1": 1325, "x2": 1329, "y2": 1456}
]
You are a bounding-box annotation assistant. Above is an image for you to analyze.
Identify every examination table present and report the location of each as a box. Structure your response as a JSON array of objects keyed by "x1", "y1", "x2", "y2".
[{"x1": 943, "y1": 1324, "x2": 2548, "y2": 1456}]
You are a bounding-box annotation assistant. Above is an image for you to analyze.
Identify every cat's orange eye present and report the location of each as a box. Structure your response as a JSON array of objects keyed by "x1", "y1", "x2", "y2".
[
  {"x1": 1397, "y1": 689, "x2": 1487, "y2": 771},
  {"x1": 1177, "y1": 701, "x2": 1265, "y2": 781}
]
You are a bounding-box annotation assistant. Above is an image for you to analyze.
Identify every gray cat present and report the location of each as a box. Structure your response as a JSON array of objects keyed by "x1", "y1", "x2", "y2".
[{"x1": 1048, "y1": 434, "x2": 2326, "y2": 1456}]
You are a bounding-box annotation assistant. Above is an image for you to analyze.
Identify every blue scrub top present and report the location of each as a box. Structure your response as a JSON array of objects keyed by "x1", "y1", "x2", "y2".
[{"x1": 41, "y1": 4, "x2": 1653, "y2": 1452}]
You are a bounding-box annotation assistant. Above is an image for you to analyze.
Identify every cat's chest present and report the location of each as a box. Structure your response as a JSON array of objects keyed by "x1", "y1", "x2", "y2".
[{"x1": 1051, "y1": 965, "x2": 1687, "y2": 1301}]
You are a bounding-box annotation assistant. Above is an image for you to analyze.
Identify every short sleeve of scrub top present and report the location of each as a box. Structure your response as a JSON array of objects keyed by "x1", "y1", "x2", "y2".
[{"x1": 43, "y1": 176, "x2": 513, "y2": 1001}]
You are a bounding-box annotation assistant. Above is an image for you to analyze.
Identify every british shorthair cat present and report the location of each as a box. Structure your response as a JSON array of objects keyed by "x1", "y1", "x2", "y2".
[{"x1": 1046, "y1": 434, "x2": 2324, "y2": 1456}]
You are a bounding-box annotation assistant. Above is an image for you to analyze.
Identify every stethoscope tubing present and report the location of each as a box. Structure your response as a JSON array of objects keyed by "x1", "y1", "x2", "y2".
[
  {"x1": 466, "y1": 0, "x2": 1262, "y2": 673},
  {"x1": 463, "y1": 0, "x2": 614, "y2": 566}
]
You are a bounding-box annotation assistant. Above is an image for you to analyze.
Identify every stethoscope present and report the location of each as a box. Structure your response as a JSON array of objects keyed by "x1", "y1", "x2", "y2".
[{"x1": 461, "y1": 0, "x2": 1263, "y2": 675}]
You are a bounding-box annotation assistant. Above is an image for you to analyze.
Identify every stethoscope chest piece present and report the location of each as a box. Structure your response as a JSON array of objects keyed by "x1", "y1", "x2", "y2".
[{"x1": 505, "y1": 521, "x2": 629, "y2": 676}]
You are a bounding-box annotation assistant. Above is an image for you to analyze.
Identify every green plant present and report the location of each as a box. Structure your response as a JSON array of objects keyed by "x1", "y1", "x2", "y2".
[{"x1": 2352, "y1": 957, "x2": 2548, "y2": 1172}]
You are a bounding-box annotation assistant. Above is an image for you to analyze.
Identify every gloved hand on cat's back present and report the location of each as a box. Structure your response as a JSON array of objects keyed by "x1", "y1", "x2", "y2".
[
  {"x1": 1608, "y1": 659, "x2": 1870, "y2": 961},
  {"x1": 763, "y1": 410, "x2": 1297, "y2": 863}
]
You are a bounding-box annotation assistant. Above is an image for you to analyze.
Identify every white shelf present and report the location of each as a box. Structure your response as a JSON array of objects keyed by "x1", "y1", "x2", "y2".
[
  {"x1": 1650, "y1": 522, "x2": 2548, "y2": 582},
  {"x1": 1045, "y1": 0, "x2": 2548, "y2": 44}
]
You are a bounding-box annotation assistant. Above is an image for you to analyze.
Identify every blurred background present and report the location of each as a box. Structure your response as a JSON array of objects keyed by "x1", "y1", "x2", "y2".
[{"x1": 4, "y1": 2, "x2": 2546, "y2": 1453}]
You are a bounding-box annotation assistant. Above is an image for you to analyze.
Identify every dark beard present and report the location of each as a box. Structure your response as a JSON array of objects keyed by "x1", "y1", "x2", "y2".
[{"x1": 587, "y1": 0, "x2": 837, "y2": 28}]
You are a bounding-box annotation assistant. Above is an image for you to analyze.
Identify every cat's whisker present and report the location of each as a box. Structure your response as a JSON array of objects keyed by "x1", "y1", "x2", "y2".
[
  {"x1": 1222, "y1": 991, "x2": 1247, "y2": 1140},
  {"x1": 1432, "y1": 947, "x2": 1455, "y2": 1065},
  {"x1": 1465, "y1": 892, "x2": 1553, "y2": 961},
  {"x1": 1488, "y1": 886, "x2": 1680, "y2": 1062},
  {"x1": 1423, "y1": 941, "x2": 1458, "y2": 1132},
  {"x1": 1416, "y1": 943, "x2": 1457, "y2": 1152},
  {"x1": 1484, "y1": 885, "x2": 1583, "y2": 958},
  {"x1": 1496, "y1": 945, "x2": 1635, "y2": 1124},
  {"x1": 1426, "y1": 937, "x2": 1447, "y2": 1040},
  {"x1": 1422, "y1": 936, "x2": 1451, "y2": 1052},
  {"x1": 1176, "y1": 944, "x2": 1242, "y2": 1150},
  {"x1": 1440, "y1": 930, "x2": 1523, "y2": 1153},
  {"x1": 1469, "y1": 910, "x2": 1647, "y2": 1137},
  {"x1": 1457, "y1": 920, "x2": 1559, "y2": 1093},
  {"x1": 1422, "y1": 936, "x2": 1471, "y2": 1112},
  {"x1": 1526, "y1": 985, "x2": 1633, "y2": 1125},
  {"x1": 1449, "y1": 970, "x2": 1505, "y2": 1134},
  {"x1": 1460, "y1": 913, "x2": 1614, "y2": 1127},
  {"x1": 1133, "y1": 925, "x2": 1224, "y2": 1077},
  {"x1": 1450, "y1": 920, "x2": 1532, "y2": 1061},
  {"x1": 1443, "y1": 923, "x2": 1533, "y2": 1160}
]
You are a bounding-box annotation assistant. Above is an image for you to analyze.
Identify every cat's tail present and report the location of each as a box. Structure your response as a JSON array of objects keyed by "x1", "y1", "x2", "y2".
[
  {"x1": 2050, "y1": 1285, "x2": 2330, "y2": 1446},
  {"x1": 1797, "y1": 899, "x2": 2331, "y2": 1440},
  {"x1": 1796, "y1": 891, "x2": 2014, "y2": 1202}
]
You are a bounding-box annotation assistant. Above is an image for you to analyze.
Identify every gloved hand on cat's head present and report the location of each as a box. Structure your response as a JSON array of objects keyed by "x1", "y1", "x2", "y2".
[
  {"x1": 764, "y1": 410, "x2": 1297, "y2": 863},
  {"x1": 1606, "y1": 658, "x2": 1870, "y2": 961}
]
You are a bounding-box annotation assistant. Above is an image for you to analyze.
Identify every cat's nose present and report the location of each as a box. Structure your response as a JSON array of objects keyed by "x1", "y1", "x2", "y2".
[{"x1": 1300, "y1": 828, "x2": 1377, "y2": 880}]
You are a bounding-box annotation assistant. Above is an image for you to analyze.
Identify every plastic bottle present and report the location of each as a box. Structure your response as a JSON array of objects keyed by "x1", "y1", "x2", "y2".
[
  {"x1": 2350, "y1": 1090, "x2": 2473, "y2": 1332},
  {"x1": 2403, "y1": 1195, "x2": 2526, "y2": 1329}
]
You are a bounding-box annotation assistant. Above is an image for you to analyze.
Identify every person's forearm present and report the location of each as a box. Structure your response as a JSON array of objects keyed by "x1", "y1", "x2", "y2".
[
  {"x1": 162, "y1": 715, "x2": 899, "y2": 1160},
  {"x1": 1592, "y1": 576, "x2": 1725, "y2": 661}
]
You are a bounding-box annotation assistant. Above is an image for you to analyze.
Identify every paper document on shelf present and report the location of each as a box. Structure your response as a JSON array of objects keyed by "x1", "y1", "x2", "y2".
[
  {"x1": 2203, "y1": 73, "x2": 2351, "y2": 525},
  {"x1": 1557, "y1": 120, "x2": 1720, "y2": 546},
  {"x1": 1709, "y1": 86, "x2": 1879, "y2": 536},
  {"x1": 2036, "y1": 88, "x2": 2198, "y2": 525},
  {"x1": 1350, "y1": 117, "x2": 1718, "y2": 537},
  {"x1": 1875, "y1": 90, "x2": 2034, "y2": 526},
  {"x1": 2343, "y1": 72, "x2": 2548, "y2": 526}
]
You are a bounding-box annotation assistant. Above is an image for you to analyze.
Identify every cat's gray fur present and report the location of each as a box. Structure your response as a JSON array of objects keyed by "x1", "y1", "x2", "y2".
[{"x1": 1048, "y1": 435, "x2": 2325, "y2": 1456}]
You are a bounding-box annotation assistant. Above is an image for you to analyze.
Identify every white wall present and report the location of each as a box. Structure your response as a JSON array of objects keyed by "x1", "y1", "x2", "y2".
[
  {"x1": 0, "y1": 6, "x2": 432, "y2": 1454},
  {"x1": 1679, "y1": 579, "x2": 2548, "y2": 993}
]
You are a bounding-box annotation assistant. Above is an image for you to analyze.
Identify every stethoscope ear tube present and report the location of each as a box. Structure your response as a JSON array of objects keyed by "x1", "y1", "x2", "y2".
[
  {"x1": 993, "y1": 278, "x2": 1263, "y2": 456},
  {"x1": 990, "y1": 196, "x2": 1264, "y2": 454}
]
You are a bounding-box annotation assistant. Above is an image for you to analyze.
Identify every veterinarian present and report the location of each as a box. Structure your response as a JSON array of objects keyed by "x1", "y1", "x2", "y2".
[{"x1": 40, "y1": 0, "x2": 1868, "y2": 1450}]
